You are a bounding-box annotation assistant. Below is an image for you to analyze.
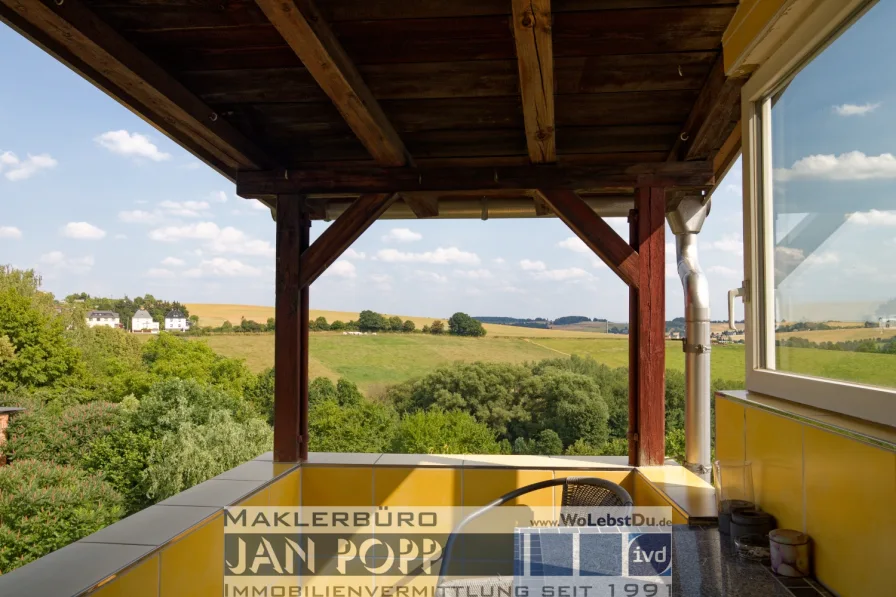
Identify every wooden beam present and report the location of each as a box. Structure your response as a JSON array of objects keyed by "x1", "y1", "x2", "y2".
[
  {"x1": 0, "y1": 0, "x2": 273, "y2": 174},
  {"x1": 669, "y1": 56, "x2": 746, "y2": 162},
  {"x1": 713, "y1": 121, "x2": 742, "y2": 182},
  {"x1": 298, "y1": 193, "x2": 397, "y2": 288},
  {"x1": 540, "y1": 190, "x2": 640, "y2": 288},
  {"x1": 274, "y1": 198, "x2": 309, "y2": 462},
  {"x1": 632, "y1": 187, "x2": 666, "y2": 466},
  {"x1": 401, "y1": 194, "x2": 440, "y2": 218},
  {"x1": 237, "y1": 162, "x2": 713, "y2": 195},
  {"x1": 255, "y1": 0, "x2": 409, "y2": 166},
  {"x1": 511, "y1": 0, "x2": 556, "y2": 163},
  {"x1": 627, "y1": 208, "x2": 639, "y2": 465}
]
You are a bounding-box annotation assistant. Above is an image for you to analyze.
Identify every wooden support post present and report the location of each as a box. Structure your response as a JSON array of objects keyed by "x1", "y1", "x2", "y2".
[
  {"x1": 628, "y1": 209, "x2": 640, "y2": 465},
  {"x1": 274, "y1": 196, "x2": 310, "y2": 462},
  {"x1": 630, "y1": 188, "x2": 666, "y2": 466}
]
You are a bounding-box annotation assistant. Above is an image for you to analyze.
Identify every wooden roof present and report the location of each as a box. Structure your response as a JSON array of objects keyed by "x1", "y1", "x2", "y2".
[{"x1": 1, "y1": 0, "x2": 745, "y2": 218}]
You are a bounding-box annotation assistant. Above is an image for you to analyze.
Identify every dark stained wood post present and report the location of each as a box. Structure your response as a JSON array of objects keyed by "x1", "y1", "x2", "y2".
[
  {"x1": 630, "y1": 187, "x2": 666, "y2": 466},
  {"x1": 274, "y1": 195, "x2": 310, "y2": 462},
  {"x1": 628, "y1": 208, "x2": 640, "y2": 464}
]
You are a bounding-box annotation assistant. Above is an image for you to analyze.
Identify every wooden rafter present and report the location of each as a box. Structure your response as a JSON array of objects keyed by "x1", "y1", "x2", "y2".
[
  {"x1": 511, "y1": 0, "x2": 556, "y2": 163},
  {"x1": 400, "y1": 194, "x2": 440, "y2": 218},
  {"x1": 298, "y1": 193, "x2": 398, "y2": 288},
  {"x1": 0, "y1": 0, "x2": 273, "y2": 177},
  {"x1": 255, "y1": 0, "x2": 409, "y2": 167},
  {"x1": 668, "y1": 56, "x2": 746, "y2": 162},
  {"x1": 540, "y1": 190, "x2": 640, "y2": 288},
  {"x1": 237, "y1": 162, "x2": 713, "y2": 196},
  {"x1": 713, "y1": 122, "x2": 742, "y2": 182}
]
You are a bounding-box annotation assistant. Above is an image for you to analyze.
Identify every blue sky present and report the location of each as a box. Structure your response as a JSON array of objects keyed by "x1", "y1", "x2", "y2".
[{"x1": 0, "y1": 23, "x2": 752, "y2": 322}]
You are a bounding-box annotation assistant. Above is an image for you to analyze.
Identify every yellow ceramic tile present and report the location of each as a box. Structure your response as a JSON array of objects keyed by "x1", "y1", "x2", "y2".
[
  {"x1": 551, "y1": 470, "x2": 633, "y2": 506},
  {"x1": 89, "y1": 554, "x2": 159, "y2": 597},
  {"x1": 744, "y1": 408, "x2": 803, "y2": 531},
  {"x1": 160, "y1": 513, "x2": 224, "y2": 597},
  {"x1": 374, "y1": 467, "x2": 462, "y2": 507},
  {"x1": 631, "y1": 474, "x2": 686, "y2": 523},
  {"x1": 715, "y1": 397, "x2": 746, "y2": 462},
  {"x1": 804, "y1": 426, "x2": 896, "y2": 597},
  {"x1": 302, "y1": 466, "x2": 373, "y2": 507},
  {"x1": 269, "y1": 469, "x2": 301, "y2": 507},
  {"x1": 637, "y1": 465, "x2": 714, "y2": 489},
  {"x1": 238, "y1": 487, "x2": 270, "y2": 507},
  {"x1": 462, "y1": 469, "x2": 553, "y2": 507}
]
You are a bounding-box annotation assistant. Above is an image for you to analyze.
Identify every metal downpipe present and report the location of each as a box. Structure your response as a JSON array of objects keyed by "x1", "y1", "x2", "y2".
[{"x1": 667, "y1": 198, "x2": 712, "y2": 481}]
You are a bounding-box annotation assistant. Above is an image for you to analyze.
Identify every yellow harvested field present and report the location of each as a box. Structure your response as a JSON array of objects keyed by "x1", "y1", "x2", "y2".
[
  {"x1": 776, "y1": 327, "x2": 896, "y2": 342},
  {"x1": 186, "y1": 304, "x2": 610, "y2": 338}
]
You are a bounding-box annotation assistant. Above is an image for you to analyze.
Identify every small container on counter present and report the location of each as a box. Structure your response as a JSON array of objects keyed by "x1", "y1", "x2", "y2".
[
  {"x1": 770, "y1": 529, "x2": 810, "y2": 578},
  {"x1": 730, "y1": 509, "x2": 776, "y2": 548},
  {"x1": 734, "y1": 533, "x2": 771, "y2": 562},
  {"x1": 718, "y1": 499, "x2": 753, "y2": 534}
]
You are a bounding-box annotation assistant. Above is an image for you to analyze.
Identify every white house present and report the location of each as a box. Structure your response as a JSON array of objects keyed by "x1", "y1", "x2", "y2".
[
  {"x1": 131, "y1": 309, "x2": 160, "y2": 333},
  {"x1": 86, "y1": 310, "x2": 120, "y2": 328},
  {"x1": 164, "y1": 309, "x2": 188, "y2": 332}
]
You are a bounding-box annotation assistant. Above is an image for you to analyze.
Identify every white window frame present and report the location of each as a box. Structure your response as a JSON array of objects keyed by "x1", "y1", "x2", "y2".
[{"x1": 742, "y1": 0, "x2": 896, "y2": 428}]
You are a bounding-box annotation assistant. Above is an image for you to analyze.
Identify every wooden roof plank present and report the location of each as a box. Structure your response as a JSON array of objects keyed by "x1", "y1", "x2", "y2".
[
  {"x1": 668, "y1": 56, "x2": 746, "y2": 162},
  {"x1": 254, "y1": 0, "x2": 409, "y2": 167},
  {"x1": 236, "y1": 161, "x2": 714, "y2": 195},
  {"x1": 401, "y1": 194, "x2": 440, "y2": 218},
  {"x1": 0, "y1": 0, "x2": 274, "y2": 171},
  {"x1": 512, "y1": 0, "x2": 556, "y2": 163}
]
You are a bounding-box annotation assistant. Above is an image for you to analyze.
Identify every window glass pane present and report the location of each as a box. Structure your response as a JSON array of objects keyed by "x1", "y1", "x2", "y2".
[{"x1": 768, "y1": 0, "x2": 896, "y2": 389}]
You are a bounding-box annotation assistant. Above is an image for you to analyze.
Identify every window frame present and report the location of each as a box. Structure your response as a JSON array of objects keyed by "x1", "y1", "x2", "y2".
[{"x1": 741, "y1": 0, "x2": 896, "y2": 428}]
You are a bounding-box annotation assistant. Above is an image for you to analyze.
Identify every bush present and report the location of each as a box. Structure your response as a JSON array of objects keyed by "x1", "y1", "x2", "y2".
[
  {"x1": 0, "y1": 460, "x2": 124, "y2": 573},
  {"x1": 129, "y1": 379, "x2": 254, "y2": 436},
  {"x1": 564, "y1": 439, "x2": 601, "y2": 456},
  {"x1": 4, "y1": 401, "x2": 121, "y2": 466},
  {"x1": 402, "y1": 320, "x2": 416, "y2": 332},
  {"x1": 82, "y1": 430, "x2": 157, "y2": 514},
  {"x1": 390, "y1": 409, "x2": 502, "y2": 455},
  {"x1": 308, "y1": 399, "x2": 397, "y2": 453},
  {"x1": 447, "y1": 312, "x2": 487, "y2": 337},
  {"x1": 519, "y1": 371, "x2": 609, "y2": 449},
  {"x1": 144, "y1": 411, "x2": 272, "y2": 501}
]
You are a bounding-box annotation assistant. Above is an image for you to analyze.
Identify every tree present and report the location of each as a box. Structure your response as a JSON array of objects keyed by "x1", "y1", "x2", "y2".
[
  {"x1": 388, "y1": 316, "x2": 403, "y2": 332},
  {"x1": 448, "y1": 312, "x2": 486, "y2": 337},
  {"x1": 358, "y1": 310, "x2": 386, "y2": 332},
  {"x1": 189, "y1": 315, "x2": 200, "y2": 327},
  {"x1": 390, "y1": 409, "x2": 502, "y2": 454},
  {"x1": 0, "y1": 287, "x2": 82, "y2": 391},
  {"x1": 422, "y1": 324, "x2": 431, "y2": 334},
  {"x1": 330, "y1": 320, "x2": 345, "y2": 331},
  {"x1": 265, "y1": 317, "x2": 276, "y2": 332},
  {"x1": 402, "y1": 320, "x2": 416, "y2": 333},
  {"x1": 534, "y1": 429, "x2": 564, "y2": 455},
  {"x1": 314, "y1": 316, "x2": 330, "y2": 331},
  {"x1": 141, "y1": 334, "x2": 254, "y2": 394},
  {"x1": 221, "y1": 320, "x2": 234, "y2": 333},
  {"x1": 308, "y1": 398, "x2": 397, "y2": 453},
  {"x1": 430, "y1": 320, "x2": 445, "y2": 334},
  {"x1": 519, "y1": 371, "x2": 610, "y2": 449},
  {"x1": 0, "y1": 460, "x2": 124, "y2": 573}
]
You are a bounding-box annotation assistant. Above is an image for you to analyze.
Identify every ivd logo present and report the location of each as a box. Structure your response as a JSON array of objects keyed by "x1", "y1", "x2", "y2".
[{"x1": 627, "y1": 534, "x2": 671, "y2": 577}]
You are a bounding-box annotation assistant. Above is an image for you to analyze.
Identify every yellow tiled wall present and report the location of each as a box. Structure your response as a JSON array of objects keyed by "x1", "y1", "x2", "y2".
[{"x1": 716, "y1": 396, "x2": 896, "y2": 597}]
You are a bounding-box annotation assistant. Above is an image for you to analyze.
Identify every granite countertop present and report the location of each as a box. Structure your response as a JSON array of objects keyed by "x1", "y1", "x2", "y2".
[{"x1": 672, "y1": 525, "x2": 830, "y2": 597}]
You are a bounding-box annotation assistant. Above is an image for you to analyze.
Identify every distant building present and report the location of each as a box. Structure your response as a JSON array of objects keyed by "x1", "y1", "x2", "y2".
[
  {"x1": 132, "y1": 309, "x2": 160, "y2": 333},
  {"x1": 86, "y1": 310, "x2": 120, "y2": 328},
  {"x1": 165, "y1": 309, "x2": 188, "y2": 332}
]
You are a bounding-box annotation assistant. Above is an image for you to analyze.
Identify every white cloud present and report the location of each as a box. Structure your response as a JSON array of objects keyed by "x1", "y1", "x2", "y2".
[
  {"x1": 493, "y1": 257, "x2": 506, "y2": 265},
  {"x1": 833, "y1": 102, "x2": 880, "y2": 116},
  {"x1": 149, "y1": 222, "x2": 274, "y2": 258},
  {"x1": 161, "y1": 257, "x2": 186, "y2": 266},
  {"x1": 62, "y1": 221, "x2": 106, "y2": 240},
  {"x1": 370, "y1": 274, "x2": 392, "y2": 283},
  {"x1": 343, "y1": 248, "x2": 367, "y2": 260},
  {"x1": 382, "y1": 228, "x2": 423, "y2": 243},
  {"x1": 326, "y1": 260, "x2": 357, "y2": 279},
  {"x1": 159, "y1": 200, "x2": 211, "y2": 217},
  {"x1": 114, "y1": 234, "x2": 127, "y2": 240},
  {"x1": 500, "y1": 285, "x2": 524, "y2": 293},
  {"x1": 804, "y1": 251, "x2": 840, "y2": 265},
  {"x1": 119, "y1": 210, "x2": 160, "y2": 224},
  {"x1": 454, "y1": 269, "x2": 493, "y2": 280},
  {"x1": 707, "y1": 265, "x2": 740, "y2": 277},
  {"x1": 0, "y1": 151, "x2": 57, "y2": 181},
  {"x1": 775, "y1": 151, "x2": 896, "y2": 181},
  {"x1": 376, "y1": 247, "x2": 479, "y2": 265},
  {"x1": 95, "y1": 130, "x2": 171, "y2": 162},
  {"x1": 519, "y1": 259, "x2": 546, "y2": 271},
  {"x1": 185, "y1": 258, "x2": 262, "y2": 278},
  {"x1": 249, "y1": 201, "x2": 270, "y2": 212},
  {"x1": 0, "y1": 226, "x2": 22, "y2": 239},
  {"x1": 708, "y1": 234, "x2": 743, "y2": 256},
  {"x1": 591, "y1": 258, "x2": 609, "y2": 269},
  {"x1": 849, "y1": 209, "x2": 896, "y2": 226},
  {"x1": 210, "y1": 191, "x2": 229, "y2": 203},
  {"x1": 39, "y1": 251, "x2": 94, "y2": 273},
  {"x1": 146, "y1": 268, "x2": 175, "y2": 279},
  {"x1": 532, "y1": 267, "x2": 591, "y2": 281},
  {"x1": 557, "y1": 236, "x2": 588, "y2": 253},
  {"x1": 412, "y1": 270, "x2": 447, "y2": 283}
]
